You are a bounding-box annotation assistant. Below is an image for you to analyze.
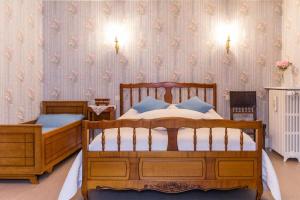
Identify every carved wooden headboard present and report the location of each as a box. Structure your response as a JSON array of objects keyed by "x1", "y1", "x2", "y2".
[
  {"x1": 120, "y1": 82, "x2": 217, "y2": 115},
  {"x1": 41, "y1": 101, "x2": 88, "y2": 117}
]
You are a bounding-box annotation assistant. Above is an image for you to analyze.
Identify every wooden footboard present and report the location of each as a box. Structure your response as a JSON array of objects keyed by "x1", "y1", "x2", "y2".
[
  {"x1": 0, "y1": 121, "x2": 83, "y2": 183},
  {"x1": 82, "y1": 118, "x2": 263, "y2": 200},
  {"x1": 0, "y1": 124, "x2": 42, "y2": 184}
]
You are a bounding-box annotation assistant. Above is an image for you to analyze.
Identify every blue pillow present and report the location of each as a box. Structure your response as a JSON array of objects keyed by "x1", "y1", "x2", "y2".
[
  {"x1": 133, "y1": 96, "x2": 169, "y2": 113},
  {"x1": 176, "y1": 96, "x2": 213, "y2": 113},
  {"x1": 36, "y1": 114, "x2": 85, "y2": 128}
]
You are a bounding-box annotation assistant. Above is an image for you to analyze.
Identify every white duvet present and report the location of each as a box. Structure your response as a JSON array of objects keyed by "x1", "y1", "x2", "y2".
[{"x1": 58, "y1": 107, "x2": 281, "y2": 200}]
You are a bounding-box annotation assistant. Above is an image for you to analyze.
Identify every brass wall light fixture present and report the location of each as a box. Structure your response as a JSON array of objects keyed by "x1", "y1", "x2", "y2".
[
  {"x1": 215, "y1": 22, "x2": 239, "y2": 54},
  {"x1": 226, "y1": 34, "x2": 230, "y2": 54},
  {"x1": 105, "y1": 22, "x2": 129, "y2": 55},
  {"x1": 115, "y1": 37, "x2": 120, "y2": 54}
]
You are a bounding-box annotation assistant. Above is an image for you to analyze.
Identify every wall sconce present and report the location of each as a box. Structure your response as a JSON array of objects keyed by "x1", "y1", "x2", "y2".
[
  {"x1": 226, "y1": 35, "x2": 230, "y2": 54},
  {"x1": 216, "y1": 22, "x2": 239, "y2": 54},
  {"x1": 105, "y1": 23, "x2": 129, "y2": 55},
  {"x1": 115, "y1": 37, "x2": 119, "y2": 54}
]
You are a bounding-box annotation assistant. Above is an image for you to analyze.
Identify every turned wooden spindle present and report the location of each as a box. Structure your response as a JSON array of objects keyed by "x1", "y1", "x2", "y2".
[
  {"x1": 148, "y1": 128, "x2": 152, "y2": 151},
  {"x1": 102, "y1": 129, "x2": 105, "y2": 151},
  {"x1": 147, "y1": 88, "x2": 149, "y2": 96},
  {"x1": 225, "y1": 128, "x2": 228, "y2": 151},
  {"x1": 179, "y1": 88, "x2": 182, "y2": 102},
  {"x1": 193, "y1": 128, "x2": 197, "y2": 151},
  {"x1": 240, "y1": 129, "x2": 244, "y2": 151},
  {"x1": 133, "y1": 128, "x2": 136, "y2": 151},
  {"x1": 138, "y1": 88, "x2": 141, "y2": 102},
  {"x1": 130, "y1": 88, "x2": 133, "y2": 107},
  {"x1": 209, "y1": 128, "x2": 213, "y2": 151},
  {"x1": 117, "y1": 128, "x2": 121, "y2": 152},
  {"x1": 155, "y1": 88, "x2": 158, "y2": 99}
]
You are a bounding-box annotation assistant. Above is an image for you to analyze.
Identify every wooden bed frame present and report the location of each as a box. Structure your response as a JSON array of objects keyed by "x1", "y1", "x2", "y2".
[
  {"x1": 82, "y1": 83, "x2": 263, "y2": 200},
  {"x1": 0, "y1": 101, "x2": 88, "y2": 184}
]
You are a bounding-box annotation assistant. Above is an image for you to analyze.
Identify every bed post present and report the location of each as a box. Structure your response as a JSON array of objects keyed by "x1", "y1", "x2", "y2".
[
  {"x1": 82, "y1": 120, "x2": 89, "y2": 200},
  {"x1": 120, "y1": 84, "x2": 124, "y2": 116},
  {"x1": 213, "y1": 83, "x2": 217, "y2": 111},
  {"x1": 256, "y1": 123, "x2": 263, "y2": 200}
]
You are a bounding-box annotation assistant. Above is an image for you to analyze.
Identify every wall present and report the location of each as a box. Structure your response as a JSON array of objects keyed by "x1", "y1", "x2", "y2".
[
  {"x1": 282, "y1": 0, "x2": 300, "y2": 85},
  {"x1": 43, "y1": 0, "x2": 282, "y2": 121},
  {"x1": 0, "y1": 0, "x2": 43, "y2": 123}
]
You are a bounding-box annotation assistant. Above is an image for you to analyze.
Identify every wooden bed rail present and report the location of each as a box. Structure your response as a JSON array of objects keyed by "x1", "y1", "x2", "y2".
[{"x1": 84, "y1": 118, "x2": 263, "y2": 152}]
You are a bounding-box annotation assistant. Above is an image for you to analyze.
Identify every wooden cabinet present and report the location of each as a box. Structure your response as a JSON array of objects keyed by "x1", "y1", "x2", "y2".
[
  {"x1": 267, "y1": 87, "x2": 300, "y2": 162},
  {"x1": 87, "y1": 106, "x2": 116, "y2": 121}
]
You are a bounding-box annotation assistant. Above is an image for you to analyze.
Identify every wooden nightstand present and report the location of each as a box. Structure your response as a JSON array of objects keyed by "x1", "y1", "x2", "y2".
[
  {"x1": 230, "y1": 91, "x2": 266, "y2": 149},
  {"x1": 87, "y1": 106, "x2": 116, "y2": 121},
  {"x1": 87, "y1": 105, "x2": 116, "y2": 141}
]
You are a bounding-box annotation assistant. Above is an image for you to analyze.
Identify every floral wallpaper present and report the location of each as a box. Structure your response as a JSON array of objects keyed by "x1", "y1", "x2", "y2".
[
  {"x1": 42, "y1": 0, "x2": 283, "y2": 122},
  {"x1": 0, "y1": 0, "x2": 43, "y2": 124},
  {"x1": 282, "y1": 0, "x2": 300, "y2": 85}
]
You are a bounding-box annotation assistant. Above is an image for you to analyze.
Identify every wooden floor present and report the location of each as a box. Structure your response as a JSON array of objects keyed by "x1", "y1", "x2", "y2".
[{"x1": 0, "y1": 151, "x2": 299, "y2": 200}]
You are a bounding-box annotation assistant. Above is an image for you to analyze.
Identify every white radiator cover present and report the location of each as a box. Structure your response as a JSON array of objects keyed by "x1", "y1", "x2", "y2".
[{"x1": 269, "y1": 89, "x2": 300, "y2": 162}]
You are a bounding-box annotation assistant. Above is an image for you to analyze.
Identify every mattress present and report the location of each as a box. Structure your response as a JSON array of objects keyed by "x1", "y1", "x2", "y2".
[
  {"x1": 36, "y1": 114, "x2": 85, "y2": 134},
  {"x1": 90, "y1": 108, "x2": 255, "y2": 151},
  {"x1": 36, "y1": 114, "x2": 84, "y2": 126},
  {"x1": 42, "y1": 127, "x2": 57, "y2": 133}
]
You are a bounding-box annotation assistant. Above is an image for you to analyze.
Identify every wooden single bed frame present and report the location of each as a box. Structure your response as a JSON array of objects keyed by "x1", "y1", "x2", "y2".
[
  {"x1": 82, "y1": 82, "x2": 263, "y2": 200},
  {"x1": 0, "y1": 101, "x2": 88, "y2": 184}
]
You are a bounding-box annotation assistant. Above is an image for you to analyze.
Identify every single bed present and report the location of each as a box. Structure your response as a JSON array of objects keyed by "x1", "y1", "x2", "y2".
[
  {"x1": 0, "y1": 101, "x2": 88, "y2": 184},
  {"x1": 59, "y1": 83, "x2": 281, "y2": 200}
]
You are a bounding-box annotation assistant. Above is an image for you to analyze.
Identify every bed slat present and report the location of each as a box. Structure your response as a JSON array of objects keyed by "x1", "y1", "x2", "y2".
[
  {"x1": 209, "y1": 128, "x2": 212, "y2": 151},
  {"x1": 240, "y1": 129, "x2": 244, "y2": 151},
  {"x1": 102, "y1": 129, "x2": 105, "y2": 151},
  {"x1": 193, "y1": 128, "x2": 197, "y2": 151},
  {"x1": 148, "y1": 129, "x2": 152, "y2": 151},
  {"x1": 130, "y1": 88, "x2": 133, "y2": 107},
  {"x1": 138, "y1": 88, "x2": 141, "y2": 102},
  {"x1": 133, "y1": 128, "x2": 136, "y2": 151},
  {"x1": 179, "y1": 88, "x2": 182, "y2": 102},
  {"x1": 117, "y1": 128, "x2": 121, "y2": 152},
  {"x1": 225, "y1": 128, "x2": 228, "y2": 151}
]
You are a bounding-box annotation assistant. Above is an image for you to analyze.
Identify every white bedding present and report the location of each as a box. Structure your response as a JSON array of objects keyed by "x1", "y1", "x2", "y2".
[{"x1": 58, "y1": 107, "x2": 281, "y2": 200}]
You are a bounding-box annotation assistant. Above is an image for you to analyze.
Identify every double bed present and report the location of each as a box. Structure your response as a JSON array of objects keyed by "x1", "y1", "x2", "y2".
[
  {"x1": 0, "y1": 101, "x2": 88, "y2": 184},
  {"x1": 59, "y1": 83, "x2": 281, "y2": 200}
]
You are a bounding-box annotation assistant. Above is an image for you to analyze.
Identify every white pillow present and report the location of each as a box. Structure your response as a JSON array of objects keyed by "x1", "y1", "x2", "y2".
[
  {"x1": 167, "y1": 104, "x2": 178, "y2": 109},
  {"x1": 138, "y1": 108, "x2": 208, "y2": 119}
]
